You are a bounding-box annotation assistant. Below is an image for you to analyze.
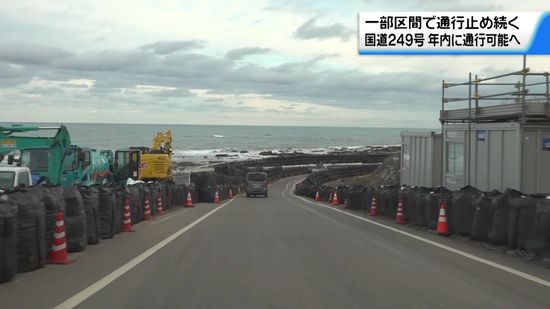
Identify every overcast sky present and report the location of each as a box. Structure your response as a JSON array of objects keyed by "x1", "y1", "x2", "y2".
[{"x1": 0, "y1": 0, "x2": 548, "y2": 127}]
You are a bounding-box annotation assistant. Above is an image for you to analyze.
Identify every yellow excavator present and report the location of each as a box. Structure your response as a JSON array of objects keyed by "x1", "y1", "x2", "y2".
[{"x1": 114, "y1": 130, "x2": 174, "y2": 183}]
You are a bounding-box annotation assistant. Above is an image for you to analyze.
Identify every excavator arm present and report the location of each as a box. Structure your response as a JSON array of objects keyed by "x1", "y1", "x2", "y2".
[{"x1": 151, "y1": 130, "x2": 172, "y2": 154}]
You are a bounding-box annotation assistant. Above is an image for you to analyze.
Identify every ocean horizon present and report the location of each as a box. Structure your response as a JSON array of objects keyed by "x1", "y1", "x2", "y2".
[{"x1": 1, "y1": 122, "x2": 434, "y2": 162}]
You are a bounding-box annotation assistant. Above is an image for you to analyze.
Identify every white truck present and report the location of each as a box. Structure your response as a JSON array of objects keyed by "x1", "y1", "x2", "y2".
[{"x1": 0, "y1": 167, "x2": 32, "y2": 193}]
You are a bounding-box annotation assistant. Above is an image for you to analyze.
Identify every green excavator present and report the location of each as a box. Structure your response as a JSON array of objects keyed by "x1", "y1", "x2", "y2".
[{"x1": 0, "y1": 124, "x2": 112, "y2": 186}]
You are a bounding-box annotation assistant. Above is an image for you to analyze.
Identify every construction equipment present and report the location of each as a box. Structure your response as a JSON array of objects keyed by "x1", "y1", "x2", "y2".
[
  {"x1": 0, "y1": 125, "x2": 71, "y2": 186},
  {"x1": 114, "y1": 130, "x2": 173, "y2": 183},
  {"x1": 62, "y1": 146, "x2": 112, "y2": 186},
  {"x1": 0, "y1": 124, "x2": 112, "y2": 186}
]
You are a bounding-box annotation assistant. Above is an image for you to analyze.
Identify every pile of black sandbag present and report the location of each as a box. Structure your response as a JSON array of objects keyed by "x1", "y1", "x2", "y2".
[
  {"x1": 78, "y1": 186, "x2": 100, "y2": 244},
  {"x1": 5, "y1": 186, "x2": 47, "y2": 273},
  {"x1": 471, "y1": 190, "x2": 501, "y2": 242},
  {"x1": 450, "y1": 186, "x2": 483, "y2": 236},
  {"x1": 98, "y1": 186, "x2": 118, "y2": 239},
  {"x1": 379, "y1": 186, "x2": 399, "y2": 218},
  {"x1": 63, "y1": 185, "x2": 87, "y2": 252}
]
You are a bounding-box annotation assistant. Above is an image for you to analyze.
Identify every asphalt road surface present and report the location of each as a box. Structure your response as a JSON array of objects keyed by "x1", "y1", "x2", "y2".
[{"x1": 2, "y1": 176, "x2": 550, "y2": 309}]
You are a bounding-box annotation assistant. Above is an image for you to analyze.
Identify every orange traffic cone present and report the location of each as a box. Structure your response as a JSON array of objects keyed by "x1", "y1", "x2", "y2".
[
  {"x1": 436, "y1": 200, "x2": 450, "y2": 235},
  {"x1": 143, "y1": 195, "x2": 152, "y2": 221},
  {"x1": 343, "y1": 199, "x2": 350, "y2": 209},
  {"x1": 156, "y1": 194, "x2": 165, "y2": 215},
  {"x1": 314, "y1": 191, "x2": 320, "y2": 201},
  {"x1": 369, "y1": 196, "x2": 378, "y2": 216},
  {"x1": 214, "y1": 190, "x2": 220, "y2": 203},
  {"x1": 185, "y1": 191, "x2": 194, "y2": 207},
  {"x1": 48, "y1": 211, "x2": 75, "y2": 264},
  {"x1": 331, "y1": 191, "x2": 339, "y2": 206},
  {"x1": 229, "y1": 189, "x2": 233, "y2": 199},
  {"x1": 395, "y1": 198, "x2": 405, "y2": 224},
  {"x1": 122, "y1": 196, "x2": 134, "y2": 232}
]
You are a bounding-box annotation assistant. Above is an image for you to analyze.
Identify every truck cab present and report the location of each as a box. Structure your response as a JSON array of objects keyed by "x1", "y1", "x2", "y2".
[{"x1": 0, "y1": 167, "x2": 32, "y2": 192}]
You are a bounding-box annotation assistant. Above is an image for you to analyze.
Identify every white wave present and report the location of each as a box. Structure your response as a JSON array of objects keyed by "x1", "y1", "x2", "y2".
[
  {"x1": 212, "y1": 134, "x2": 224, "y2": 138},
  {"x1": 171, "y1": 144, "x2": 399, "y2": 164}
]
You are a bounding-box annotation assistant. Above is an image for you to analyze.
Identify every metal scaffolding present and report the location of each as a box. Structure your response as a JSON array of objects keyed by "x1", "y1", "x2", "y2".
[{"x1": 440, "y1": 56, "x2": 550, "y2": 124}]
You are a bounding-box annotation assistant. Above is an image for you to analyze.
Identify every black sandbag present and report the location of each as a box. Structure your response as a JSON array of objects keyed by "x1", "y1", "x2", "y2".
[
  {"x1": 377, "y1": 186, "x2": 388, "y2": 215},
  {"x1": 127, "y1": 185, "x2": 141, "y2": 224},
  {"x1": 450, "y1": 186, "x2": 482, "y2": 236},
  {"x1": 135, "y1": 185, "x2": 145, "y2": 221},
  {"x1": 426, "y1": 187, "x2": 453, "y2": 231},
  {"x1": 400, "y1": 186, "x2": 417, "y2": 222},
  {"x1": 8, "y1": 186, "x2": 47, "y2": 272},
  {"x1": 471, "y1": 191, "x2": 500, "y2": 242},
  {"x1": 98, "y1": 187, "x2": 117, "y2": 239},
  {"x1": 320, "y1": 186, "x2": 331, "y2": 201},
  {"x1": 158, "y1": 182, "x2": 170, "y2": 209},
  {"x1": 359, "y1": 187, "x2": 372, "y2": 211},
  {"x1": 136, "y1": 184, "x2": 146, "y2": 219},
  {"x1": 488, "y1": 189, "x2": 522, "y2": 245},
  {"x1": 0, "y1": 195, "x2": 17, "y2": 283},
  {"x1": 42, "y1": 186, "x2": 67, "y2": 250},
  {"x1": 114, "y1": 187, "x2": 127, "y2": 234},
  {"x1": 77, "y1": 186, "x2": 100, "y2": 245},
  {"x1": 382, "y1": 186, "x2": 399, "y2": 218},
  {"x1": 147, "y1": 183, "x2": 158, "y2": 216},
  {"x1": 413, "y1": 187, "x2": 431, "y2": 227},
  {"x1": 63, "y1": 185, "x2": 87, "y2": 253},
  {"x1": 508, "y1": 194, "x2": 542, "y2": 250},
  {"x1": 534, "y1": 199, "x2": 550, "y2": 257},
  {"x1": 347, "y1": 187, "x2": 364, "y2": 210},
  {"x1": 168, "y1": 183, "x2": 176, "y2": 207}
]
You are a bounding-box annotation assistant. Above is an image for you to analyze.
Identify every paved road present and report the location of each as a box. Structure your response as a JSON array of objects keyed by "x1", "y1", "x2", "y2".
[{"x1": 2, "y1": 176, "x2": 550, "y2": 308}]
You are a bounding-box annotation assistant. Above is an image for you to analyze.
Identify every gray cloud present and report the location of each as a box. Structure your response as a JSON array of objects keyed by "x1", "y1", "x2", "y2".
[
  {"x1": 226, "y1": 47, "x2": 271, "y2": 60},
  {"x1": 56, "y1": 50, "x2": 155, "y2": 72},
  {"x1": 148, "y1": 88, "x2": 193, "y2": 98},
  {"x1": 139, "y1": 40, "x2": 205, "y2": 55},
  {"x1": 294, "y1": 17, "x2": 354, "y2": 41},
  {"x1": 0, "y1": 42, "x2": 442, "y2": 114},
  {"x1": 0, "y1": 41, "x2": 73, "y2": 65}
]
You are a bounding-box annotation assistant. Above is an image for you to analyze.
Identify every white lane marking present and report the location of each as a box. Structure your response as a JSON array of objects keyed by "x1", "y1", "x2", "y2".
[
  {"x1": 54, "y1": 199, "x2": 235, "y2": 309},
  {"x1": 287, "y1": 182, "x2": 550, "y2": 289}
]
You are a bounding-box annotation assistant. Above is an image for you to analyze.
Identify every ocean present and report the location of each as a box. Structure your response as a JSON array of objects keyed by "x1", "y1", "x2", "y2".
[{"x1": 1, "y1": 123, "x2": 425, "y2": 163}]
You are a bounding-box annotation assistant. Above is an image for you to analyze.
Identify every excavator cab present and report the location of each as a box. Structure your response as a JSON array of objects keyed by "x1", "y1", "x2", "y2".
[{"x1": 114, "y1": 149, "x2": 141, "y2": 184}]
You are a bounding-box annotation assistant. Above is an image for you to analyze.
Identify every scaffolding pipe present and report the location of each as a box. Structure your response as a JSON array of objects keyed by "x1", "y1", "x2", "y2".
[
  {"x1": 475, "y1": 74, "x2": 479, "y2": 116},
  {"x1": 468, "y1": 73, "x2": 472, "y2": 186},
  {"x1": 521, "y1": 55, "x2": 528, "y2": 123},
  {"x1": 525, "y1": 80, "x2": 550, "y2": 87},
  {"x1": 477, "y1": 70, "x2": 525, "y2": 82},
  {"x1": 441, "y1": 80, "x2": 445, "y2": 186},
  {"x1": 477, "y1": 91, "x2": 522, "y2": 99}
]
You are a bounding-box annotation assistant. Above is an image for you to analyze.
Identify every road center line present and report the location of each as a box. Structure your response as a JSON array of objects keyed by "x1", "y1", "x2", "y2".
[
  {"x1": 287, "y1": 181, "x2": 550, "y2": 288},
  {"x1": 54, "y1": 199, "x2": 235, "y2": 309}
]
